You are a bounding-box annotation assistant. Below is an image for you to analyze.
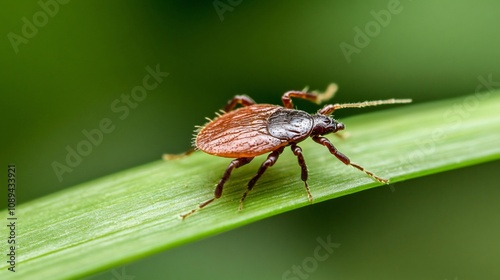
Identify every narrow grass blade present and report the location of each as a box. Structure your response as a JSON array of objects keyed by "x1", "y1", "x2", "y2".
[{"x1": 1, "y1": 91, "x2": 499, "y2": 279}]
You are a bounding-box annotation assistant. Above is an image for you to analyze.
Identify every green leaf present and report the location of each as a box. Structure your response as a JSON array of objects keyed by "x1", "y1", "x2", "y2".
[{"x1": 2, "y1": 91, "x2": 500, "y2": 279}]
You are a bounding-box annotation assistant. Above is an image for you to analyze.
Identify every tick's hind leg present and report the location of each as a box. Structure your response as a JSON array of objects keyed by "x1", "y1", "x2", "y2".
[
  {"x1": 281, "y1": 83, "x2": 338, "y2": 109},
  {"x1": 312, "y1": 136, "x2": 389, "y2": 184},
  {"x1": 291, "y1": 143, "x2": 313, "y2": 202},
  {"x1": 163, "y1": 148, "x2": 196, "y2": 160},
  {"x1": 180, "y1": 157, "x2": 253, "y2": 220},
  {"x1": 239, "y1": 146, "x2": 285, "y2": 211},
  {"x1": 223, "y1": 95, "x2": 256, "y2": 112}
]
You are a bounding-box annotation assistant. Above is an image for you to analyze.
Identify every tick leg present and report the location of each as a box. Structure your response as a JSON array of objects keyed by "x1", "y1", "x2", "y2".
[
  {"x1": 281, "y1": 83, "x2": 338, "y2": 109},
  {"x1": 223, "y1": 95, "x2": 256, "y2": 112},
  {"x1": 163, "y1": 148, "x2": 196, "y2": 160},
  {"x1": 312, "y1": 136, "x2": 389, "y2": 184},
  {"x1": 291, "y1": 143, "x2": 313, "y2": 203},
  {"x1": 180, "y1": 157, "x2": 253, "y2": 220},
  {"x1": 239, "y1": 146, "x2": 285, "y2": 211},
  {"x1": 318, "y1": 98, "x2": 412, "y2": 115}
]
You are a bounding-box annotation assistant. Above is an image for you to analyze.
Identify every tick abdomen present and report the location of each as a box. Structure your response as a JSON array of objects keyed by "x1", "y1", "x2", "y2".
[{"x1": 196, "y1": 104, "x2": 289, "y2": 158}]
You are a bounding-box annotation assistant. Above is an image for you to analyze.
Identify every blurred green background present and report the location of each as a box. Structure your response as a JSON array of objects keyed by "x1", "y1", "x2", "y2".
[{"x1": 1, "y1": 1, "x2": 499, "y2": 279}]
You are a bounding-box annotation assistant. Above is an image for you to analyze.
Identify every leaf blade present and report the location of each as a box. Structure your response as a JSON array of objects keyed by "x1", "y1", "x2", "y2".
[{"x1": 2, "y1": 91, "x2": 500, "y2": 279}]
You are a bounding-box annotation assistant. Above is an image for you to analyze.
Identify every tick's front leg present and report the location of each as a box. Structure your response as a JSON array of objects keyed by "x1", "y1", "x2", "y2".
[
  {"x1": 318, "y1": 98, "x2": 412, "y2": 115},
  {"x1": 312, "y1": 136, "x2": 389, "y2": 184}
]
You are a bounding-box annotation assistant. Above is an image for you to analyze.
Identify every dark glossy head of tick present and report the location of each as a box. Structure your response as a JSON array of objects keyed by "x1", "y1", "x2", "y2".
[
  {"x1": 310, "y1": 114, "x2": 344, "y2": 136},
  {"x1": 267, "y1": 108, "x2": 344, "y2": 142}
]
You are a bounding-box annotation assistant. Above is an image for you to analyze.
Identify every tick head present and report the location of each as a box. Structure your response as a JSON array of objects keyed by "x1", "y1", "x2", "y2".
[{"x1": 311, "y1": 114, "x2": 344, "y2": 136}]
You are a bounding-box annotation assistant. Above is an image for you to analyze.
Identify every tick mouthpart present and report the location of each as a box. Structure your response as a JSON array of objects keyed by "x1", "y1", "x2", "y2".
[{"x1": 336, "y1": 122, "x2": 345, "y2": 131}]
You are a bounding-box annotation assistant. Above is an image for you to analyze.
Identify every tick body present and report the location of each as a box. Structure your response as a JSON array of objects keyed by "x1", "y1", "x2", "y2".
[
  {"x1": 167, "y1": 84, "x2": 412, "y2": 219},
  {"x1": 196, "y1": 105, "x2": 319, "y2": 158}
]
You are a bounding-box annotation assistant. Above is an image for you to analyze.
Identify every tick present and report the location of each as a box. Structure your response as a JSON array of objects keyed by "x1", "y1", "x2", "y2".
[{"x1": 166, "y1": 84, "x2": 411, "y2": 219}]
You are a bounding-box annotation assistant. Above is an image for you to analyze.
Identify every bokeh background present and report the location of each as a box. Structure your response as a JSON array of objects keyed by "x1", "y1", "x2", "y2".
[{"x1": 1, "y1": 1, "x2": 499, "y2": 279}]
